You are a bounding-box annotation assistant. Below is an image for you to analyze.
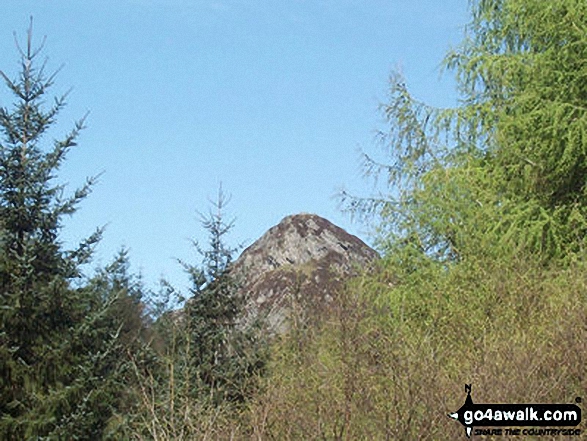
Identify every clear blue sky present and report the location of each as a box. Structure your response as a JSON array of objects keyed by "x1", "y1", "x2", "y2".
[{"x1": 1, "y1": 0, "x2": 469, "y2": 294}]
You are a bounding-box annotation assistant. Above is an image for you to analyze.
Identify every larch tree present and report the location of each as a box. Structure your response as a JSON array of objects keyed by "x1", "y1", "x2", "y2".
[{"x1": 343, "y1": 0, "x2": 587, "y2": 263}]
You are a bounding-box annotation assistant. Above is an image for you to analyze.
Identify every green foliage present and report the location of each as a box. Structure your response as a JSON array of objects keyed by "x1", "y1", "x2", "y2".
[
  {"x1": 3, "y1": 2, "x2": 585, "y2": 437},
  {"x1": 247, "y1": 253, "x2": 586, "y2": 440},
  {"x1": 129, "y1": 2, "x2": 587, "y2": 437},
  {"x1": 182, "y1": 187, "x2": 266, "y2": 405},
  {"x1": 0, "y1": 24, "x2": 97, "y2": 438},
  {"x1": 343, "y1": 0, "x2": 587, "y2": 263},
  {"x1": 63, "y1": 250, "x2": 155, "y2": 440},
  {"x1": 0, "y1": 25, "x2": 153, "y2": 439},
  {"x1": 447, "y1": 0, "x2": 587, "y2": 258},
  {"x1": 129, "y1": 189, "x2": 267, "y2": 438},
  {"x1": 270, "y1": 1, "x2": 587, "y2": 439}
]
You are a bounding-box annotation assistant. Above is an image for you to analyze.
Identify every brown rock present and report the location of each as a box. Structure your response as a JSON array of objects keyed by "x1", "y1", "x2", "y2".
[{"x1": 233, "y1": 213, "x2": 378, "y2": 334}]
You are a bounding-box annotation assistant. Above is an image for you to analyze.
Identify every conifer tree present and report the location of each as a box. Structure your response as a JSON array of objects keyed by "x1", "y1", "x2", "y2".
[
  {"x1": 444, "y1": 0, "x2": 587, "y2": 258},
  {"x1": 343, "y1": 0, "x2": 587, "y2": 262},
  {"x1": 183, "y1": 187, "x2": 266, "y2": 405},
  {"x1": 0, "y1": 23, "x2": 99, "y2": 435},
  {"x1": 0, "y1": 24, "x2": 151, "y2": 439},
  {"x1": 62, "y1": 249, "x2": 154, "y2": 439}
]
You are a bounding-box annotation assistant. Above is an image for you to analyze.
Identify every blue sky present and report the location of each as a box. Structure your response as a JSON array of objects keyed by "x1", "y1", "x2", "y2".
[{"x1": 1, "y1": 0, "x2": 469, "y2": 293}]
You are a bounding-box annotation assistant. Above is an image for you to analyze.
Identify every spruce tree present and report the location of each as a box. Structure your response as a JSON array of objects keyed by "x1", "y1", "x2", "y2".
[
  {"x1": 183, "y1": 187, "x2": 266, "y2": 405},
  {"x1": 0, "y1": 23, "x2": 99, "y2": 435},
  {"x1": 0, "y1": 24, "x2": 151, "y2": 439},
  {"x1": 63, "y1": 249, "x2": 154, "y2": 439}
]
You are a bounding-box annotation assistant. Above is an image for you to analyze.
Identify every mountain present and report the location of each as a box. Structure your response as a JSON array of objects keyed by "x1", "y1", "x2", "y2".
[{"x1": 233, "y1": 213, "x2": 379, "y2": 334}]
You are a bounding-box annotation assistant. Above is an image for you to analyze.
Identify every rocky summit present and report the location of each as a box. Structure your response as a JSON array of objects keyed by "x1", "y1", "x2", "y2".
[{"x1": 233, "y1": 213, "x2": 379, "y2": 334}]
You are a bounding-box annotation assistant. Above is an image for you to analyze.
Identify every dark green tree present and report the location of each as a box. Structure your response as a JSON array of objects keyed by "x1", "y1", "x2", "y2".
[
  {"x1": 0, "y1": 23, "x2": 99, "y2": 437},
  {"x1": 0, "y1": 25, "x2": 152, "y2": 439},
  {"x1": 183, "y1": 187, "x2": 266, "y2": 405},
  {"x1": 60, "y1": 249, "x2": 155, "y2": 439}
]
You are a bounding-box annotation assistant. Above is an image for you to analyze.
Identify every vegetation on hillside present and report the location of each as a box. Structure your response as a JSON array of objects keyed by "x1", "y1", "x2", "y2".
[
  {"x1": 1, "y1": 1, "x2": 585, "y2": 439},
  {"x1": 259, "y1": 0, "x2": 587, "y2": 439},
  {"x1": 128, "y1": 187, "x2": 268, "y2": 440}
]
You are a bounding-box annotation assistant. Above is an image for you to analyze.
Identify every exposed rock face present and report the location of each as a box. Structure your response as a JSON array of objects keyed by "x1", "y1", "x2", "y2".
[{"x1": 233, "y1": 213, "x2": 379, "y2": 334}]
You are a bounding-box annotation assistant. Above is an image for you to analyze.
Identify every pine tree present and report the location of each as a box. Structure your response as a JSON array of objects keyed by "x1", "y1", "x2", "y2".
[{"x1": 59, "y1": 250, "x2": 155, "y2": 439}]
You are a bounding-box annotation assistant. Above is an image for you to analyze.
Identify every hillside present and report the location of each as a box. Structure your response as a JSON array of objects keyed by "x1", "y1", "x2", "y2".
[{"x1": 233, "y1": 213, "x2": 379, "y2": 333}]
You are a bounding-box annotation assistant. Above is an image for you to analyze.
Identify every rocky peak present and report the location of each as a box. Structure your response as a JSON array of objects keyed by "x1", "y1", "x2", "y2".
[{"x1": 234, "y1": 213, "x2": 378, "y2": 334}]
